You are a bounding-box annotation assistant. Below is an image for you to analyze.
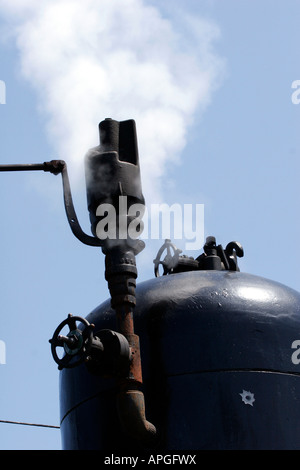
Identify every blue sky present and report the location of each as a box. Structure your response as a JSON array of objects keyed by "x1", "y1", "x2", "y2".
[{"x1": 0, "y1": 0, "x2": 299, "y2": 450}]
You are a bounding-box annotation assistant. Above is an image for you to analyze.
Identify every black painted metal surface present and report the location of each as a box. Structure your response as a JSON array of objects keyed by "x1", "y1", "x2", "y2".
[{"x1": 59, "y1": 270, "x2": 300, "y2": 450}]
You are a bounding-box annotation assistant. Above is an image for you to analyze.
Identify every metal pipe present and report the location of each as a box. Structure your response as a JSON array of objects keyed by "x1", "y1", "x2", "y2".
[
  {"x1": 115, "y1": 304, "x2": 157, "y2": 447},
  {"x1": 0, "y1": 160, "x2": 103, "y2": 247},
  {"x1": 0, "y1": 160, "x2": 65, "y2": 174},
  {"x1": 104, "y1": 247, "x2": 157, "y2": 446},
  {"x1": 117, "y1": 389, "x2": 157, "y2": 447},
  {"x1": 0, "y1": 163, "x2": 47, "y2": 172}
]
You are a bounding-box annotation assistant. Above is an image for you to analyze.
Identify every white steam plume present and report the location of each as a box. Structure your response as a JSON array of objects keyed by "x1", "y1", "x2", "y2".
[{"x1": 0, "y1": 0, "x2": 225, "y2": 202}]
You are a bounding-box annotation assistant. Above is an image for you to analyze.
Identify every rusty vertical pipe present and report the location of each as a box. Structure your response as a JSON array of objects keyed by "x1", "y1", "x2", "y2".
[
  {"x1": 104, "y1": 249, "x2": 157, "y2": 446},
  {"x1": 116, "y1": 304, "x2": 142, "y2": 385},
  {"x1": 115, "y1": 303, "x2": 157, "y2": 446}
]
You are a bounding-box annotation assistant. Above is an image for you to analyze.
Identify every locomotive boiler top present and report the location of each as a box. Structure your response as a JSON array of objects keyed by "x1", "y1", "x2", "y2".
[{"x1": 59, "y1": 269, "x2": 300, "y2": 450}]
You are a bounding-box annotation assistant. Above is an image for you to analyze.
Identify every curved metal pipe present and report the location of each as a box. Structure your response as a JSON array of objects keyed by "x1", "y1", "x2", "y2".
[
  {"x1": 0, "y1": 160, "x2": 103, "y2": 247},
  {"x1": 58, "y1": 161, "x2": 103, "y2": 247},
  {"x1": 117, "y1": 389, "x2": 157, "y2": 447}
]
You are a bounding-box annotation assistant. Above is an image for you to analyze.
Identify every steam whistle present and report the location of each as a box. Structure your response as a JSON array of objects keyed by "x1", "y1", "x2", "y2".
[{"x1": 84, "y1": 118, "x2": 145, "y2": 248}]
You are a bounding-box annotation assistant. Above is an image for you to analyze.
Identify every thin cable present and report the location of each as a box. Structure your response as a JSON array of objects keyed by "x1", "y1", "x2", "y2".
[{"x1": 0, "y1": 419, "x2": 60, "y2": 429}]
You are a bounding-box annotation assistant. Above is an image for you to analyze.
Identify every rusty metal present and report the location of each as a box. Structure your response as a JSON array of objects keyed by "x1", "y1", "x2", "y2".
[
  {"x1": 116, "y1": 390, "x2": 157, "y2": 446},
  {"x1": 126, "y1": 334, "x2": 143, "y2": 384},
  {"x1": 104, "y1": 249, "x2": 153, "y2": 434},
  {"x1": 116, "y1": 307, "x2": 135, "y2": 338}
]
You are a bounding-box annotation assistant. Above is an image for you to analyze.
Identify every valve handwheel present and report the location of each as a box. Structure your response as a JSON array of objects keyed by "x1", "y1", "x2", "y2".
[
  {"x1": 153, "y1": 239, "x2": 182, "y2": 277},
  {"x1": 49, "y1": 314, "x2": 95, "y2": 370}
]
